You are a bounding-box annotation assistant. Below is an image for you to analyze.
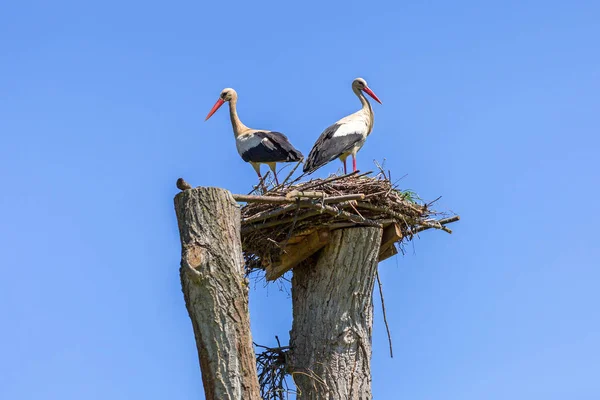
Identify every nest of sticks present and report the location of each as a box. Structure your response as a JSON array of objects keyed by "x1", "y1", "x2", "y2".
[
  {"x1": 254, "y1": 338, "x2": 292, "y2": 400},
  {"x1": 236, "y1": 166, "x2": 459, "y2": 274}
]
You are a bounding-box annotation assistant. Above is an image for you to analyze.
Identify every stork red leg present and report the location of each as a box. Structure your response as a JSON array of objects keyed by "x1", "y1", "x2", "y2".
[
  {"x1": 352, "y1": 154, "x2": 357, "y2": 172},
  {"x1": 252, "y1": 163, "x2": 267, "y2": 191},
  {"x1": 273, "y1": 171, "x2": 279, "y2": 186},
  {"x1": 257, "y1": 172, "x2": 268, "y2": 191},
  {"x1": 342, "y1": 158, "x2": 347, "y2": 174}
]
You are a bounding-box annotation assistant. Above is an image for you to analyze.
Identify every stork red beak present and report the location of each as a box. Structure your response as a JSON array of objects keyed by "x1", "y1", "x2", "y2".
[
  {"x1": 205, "y1": 98, "x2": 225, "y2": 121},
  {"x1": 363, "y1": 87, "x2": 382, "y2": 104}
]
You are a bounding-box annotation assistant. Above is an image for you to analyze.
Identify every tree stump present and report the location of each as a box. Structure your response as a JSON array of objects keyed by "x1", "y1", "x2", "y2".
[
  {"x1": 289, "y1": 226, "x2": 383, "y2": 400},
  {"x1": 174, "y1": 187, "x2": 260, "y2": 400}
]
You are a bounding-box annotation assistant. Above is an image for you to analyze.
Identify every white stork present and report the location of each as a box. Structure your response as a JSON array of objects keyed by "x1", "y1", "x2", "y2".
[
  {"x1": 205, "y1": 88, "x2": 303, "y2": 185},
  {"x1": 303, "y1": 77, "x2": 382, "y2": 174}
]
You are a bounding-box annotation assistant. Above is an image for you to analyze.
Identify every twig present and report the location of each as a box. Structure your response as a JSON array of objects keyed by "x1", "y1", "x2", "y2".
[
  {"x1": 327, "y1": 222, "x2": 359, "y2": 230},
  {"x1": 376, "y1": 269, "x2": 393, "y2": 358},
  {"x1": 363, "y1": 190, "x2": 388, "y2": 199},
  {"x1": 427, "y1": 196, "x2": 442, "y2": 207},
  {"x1": 313, "y1": 203, "x2": 381, "y2": 227},
  {"x1": 323, "y1": 194, "x2": 365, "y2": 203},
  {"x1": 354, "y1": 170, "x2": 374, "y2": 179},
  {"x1": 314, "y1": 203, "x2": 381, "y2": 226},
  {"x1": 283, "y1": 199, "x2": 302, "y2": 247},
  {"x1": 374, "y1": 159, "x2": 386, "y2": 177},
  {"x1": 234, "y1": 194, "x2": 297, "y2": 203},
  {"x1": 410, "y1": 215, "x2": 460, "y2": 235},
  {"x1": 356, "y1": 202, "x2": 450, "y2": 233},
  {"x1": 235, "y1": 193, "x2": 365, "y2": 205},
  {"x1": 326, "y1": 214, "x2": 393, "y2": 231},
  {"x1": 253, "y1": 342, "x2": 291, "y2": 351},
  {"x1": 248, "y1": 171, "x2": 271, "y2": 195},
  {"x1": 286, "y1": 190, "x2": 326, "y2": 198},
  {"x1": 297, "y1": 171, "x2": 360, "y2": 191},
  {"x1": 241, "y1": 210, "x2": 322, "y2": 233},
  {"x1": 242, "y1": 202, "x2": 313, "y2": 224},
  {"x1": 276, "y1": 161, "x2": 303, "y2": 189}
]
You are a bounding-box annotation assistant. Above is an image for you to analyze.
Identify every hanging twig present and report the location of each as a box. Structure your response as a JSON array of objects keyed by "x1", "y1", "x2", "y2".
[
  {"x1": 375, "y1": 269, "x2": 393, "y2": 358},
  {"x1": 282, "y1": 198, "x2": 302, "y2": 247}
]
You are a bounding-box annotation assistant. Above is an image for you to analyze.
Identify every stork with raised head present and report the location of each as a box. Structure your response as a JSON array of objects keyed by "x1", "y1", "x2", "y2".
[
  {"x1": 303, "y1": 77, "x2": 382, "y2": 174},
  {"x1": 205, "y1": 88, "x2": 303, "y2": 185}
]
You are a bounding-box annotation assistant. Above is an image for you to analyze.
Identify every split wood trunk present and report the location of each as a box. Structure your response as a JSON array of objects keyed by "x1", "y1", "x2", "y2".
[
  {"x1": 289, "y1": 226, "x2": 383, "y2": 400},
  {"x1": 174, "y1": 187, "x2": 260, "y2": 400}
]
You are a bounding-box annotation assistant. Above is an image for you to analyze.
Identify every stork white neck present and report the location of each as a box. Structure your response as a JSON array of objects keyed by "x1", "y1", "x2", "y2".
[
  {"x1": 354, "y1": 86, "x2": 373, "y2": 114},
  {"x1": 227, "y1": 94, "x2": 249, "y2": 137},
  {"x1": 353, "y1": 86, "x2": 374, "y2": 133}
]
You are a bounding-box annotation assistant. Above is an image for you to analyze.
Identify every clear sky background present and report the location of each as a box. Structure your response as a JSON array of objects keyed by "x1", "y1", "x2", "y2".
[{"x1": 1, "y1": 0, "x2": 599, "y2": 399}]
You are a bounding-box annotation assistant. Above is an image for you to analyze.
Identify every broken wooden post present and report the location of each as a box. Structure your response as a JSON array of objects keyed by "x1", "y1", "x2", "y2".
[
  {"x1": 174, "y1": 187, "x2": 260, "y2": 400},
  {"x1": 289, "y1": 226, "x2": 383, "y2": 399}
]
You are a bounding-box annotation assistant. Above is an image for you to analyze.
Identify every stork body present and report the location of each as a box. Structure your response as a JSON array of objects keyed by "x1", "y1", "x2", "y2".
[
  {"x1": 205, "y1": 88, "x2": 303, "y2": 184},
  {"x1": 304, "y1": 78, "x2": 382, "y2": 174}
]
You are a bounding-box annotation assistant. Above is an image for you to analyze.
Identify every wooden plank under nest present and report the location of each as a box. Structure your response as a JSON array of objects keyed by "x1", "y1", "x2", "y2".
[
  {"x1": 378, "y1": 223, "x2": 402, "y2": 262},
  {"x1": 266, "y1": 229, "x2": 330, "y2": 281}
]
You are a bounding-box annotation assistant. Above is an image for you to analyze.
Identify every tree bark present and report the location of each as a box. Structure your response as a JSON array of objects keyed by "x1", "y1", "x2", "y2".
[
  {"x1": 289, "y1": 227, "x2": 383, "y2": 400},
  {"x1": 174, "y1": 187, "x2": 260, "y2": 400}
]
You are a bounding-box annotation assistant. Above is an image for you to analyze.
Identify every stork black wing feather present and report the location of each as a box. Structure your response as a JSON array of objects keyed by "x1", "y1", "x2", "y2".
[
  {"x1": 240, "y1": 131, "x2": 304, "y2": 163},
  {"x1": 303, "y1": 124, "x2": 363, "y2": 173}
]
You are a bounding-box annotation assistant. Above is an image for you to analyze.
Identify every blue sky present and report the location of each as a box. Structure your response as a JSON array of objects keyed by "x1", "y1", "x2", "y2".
[{"x1": 1, "y1": 0, "x2": 599, "y2": 398}]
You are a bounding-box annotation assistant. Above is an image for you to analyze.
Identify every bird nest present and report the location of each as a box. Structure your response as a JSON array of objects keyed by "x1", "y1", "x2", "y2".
[{"x1": 237, "y1": 169, "x2": 459, "y2": 276}]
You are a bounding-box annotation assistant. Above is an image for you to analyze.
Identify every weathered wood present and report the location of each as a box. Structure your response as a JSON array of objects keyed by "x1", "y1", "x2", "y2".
[
  {"x1": 265, "y1": 229, "x2": 330, "y2": 281},
  {"x1": 174, "y1": 187, "x2": 260, "y2": 400},
  {"x1": 380, "y1": 222, "x2": 402, "y2": 248},
  {"x1": 233, "y1": 194, "x2": 293, "y2": 203},
  {"x1": 378, "y1": 223, "x2": 402, "y2": 261},
  {"x1": 285, "y1": 190, "x2": 327, "y2": 198},
  {"x1": 289, "y1": 227, "x2": 383, "y2": 399},
  {"x1": 378, "y1": 243, "x2": 398, "y2": 262}
]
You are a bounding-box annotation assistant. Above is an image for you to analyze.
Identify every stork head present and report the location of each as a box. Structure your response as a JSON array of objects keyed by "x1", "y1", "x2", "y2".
[
  {"x1": 353, "y1": 77, "x2": 382, "y2": 104},
  {"x1": 205, "y1": 88, "x2": 237, "y2": 121}
]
